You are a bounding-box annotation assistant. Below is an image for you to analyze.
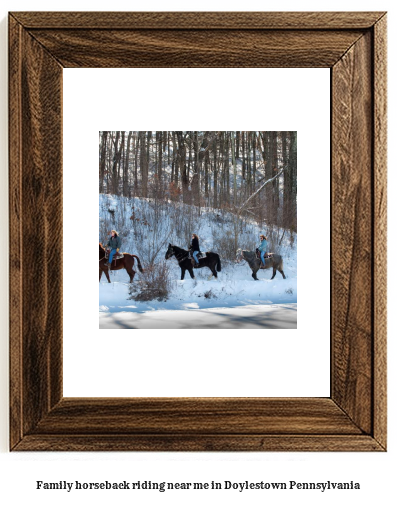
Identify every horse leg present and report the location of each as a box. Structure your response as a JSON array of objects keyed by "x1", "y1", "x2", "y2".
[
  {"x1": 252, "y1": 270, "x2": 259, "y2": 281},
  {"x1": 271, "y1": 267, "x2": 277, "y2": 279},
  {"x1": 210, "y1": 265, "x2": 217, "y2": 278},
  {"x1": 127, "y1": 268, "x2": 136, "y2": 283},
  {"x1": 181, "y1": 268, "x2": 185, "y2": 280},
  {"x1": 100, "y1": 267, "x2": 110, "y2": 283},
  {"x1": 279, "y1": 269, "x2": 286, "y2": 279},
  {"x1": 188, "y1": 267, "x2": 195, "y2": 279}
]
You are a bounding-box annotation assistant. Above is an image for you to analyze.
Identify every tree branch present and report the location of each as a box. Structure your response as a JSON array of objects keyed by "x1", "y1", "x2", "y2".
[{"x1": 238, "y1": 165, "x2": 286, "y2": 214}]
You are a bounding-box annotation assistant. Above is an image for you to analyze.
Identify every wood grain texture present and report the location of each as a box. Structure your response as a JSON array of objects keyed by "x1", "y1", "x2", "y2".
[
  {"x1": 14, "y1": 435, "x2": 383, "y2": 452},
  {"x1": 8, "y1": 11, "x2": 387, "y2": 452},
  {"x1": 9, "y1": 15, "x2": 23, "y2": 450},
  {"x1": 11, "y1": 11, "x2": 386, "y2": 29},
  {"x1": 21, "y1": 28, "x2": 64, "y2": 433},
  {"x1": 332, "y1": 32, "x2": 373, "y2": 434},
  {"x1": 9, "y1": 15, "x2": 64, "y2": 447},
  {"x1": 373, "y1": 14, "x2": 387, "y2": 449},
  {"x1": 32, "y1": 398, "x2": 362, "y2": 435},
  {"x1": 27, "y1": 29, "x2": 363, "y2": 68}
]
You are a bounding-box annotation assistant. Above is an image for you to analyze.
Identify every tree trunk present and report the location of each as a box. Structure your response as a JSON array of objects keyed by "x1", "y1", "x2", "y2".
[
  {"x1": 111, "y1": 131, "x2": 122, "y2": 195},
  {"x1": 99, "y1": 131, "x2": 108, "y2": 193},
  {"x1": 252, "y1": 131, "x2": 257, "y2": 201},
  {"x1": 225, "y1": 132, "x2": 230, "y2": 206},
  {"x1": 140, "y1": 131, "x2": 148, "y2": 198},
  {"x1": 289, "y1": 131, "x2": 297, "y2": 231},
  {"x1": 204, "y1": 146, "x2": 209, "y2": 200},
  {"x1": 231, "y1": 132, "x2": 237, "y2": 208},
  {"x1": 191, "y1": 131, "x2": 201, "y2": 207},
  {"x1": 236, "y1": 131, "x2": 240, "y2": 159},
  {"x1": 272, "y1": 131, "x2": 279, "y2": 212},
  {"x1": 213, "y1": 138, "x2": 218, "y2": 209},
  {"x1": 118, "y1": 131, "x2": 125, "y2": 192},
  {"x1": 176, "y1": 132, "x2": 189, "y2": 203},
  {"x1": 230, "y1": 133, "x2": 239, "y2": 252},
  {"x1": 281, "y1": 131, "x2": 289, "y2": 228},
  {"x1": 247, "y1": 132, "x2": 252, "y2": 195},
  {"x1": 122, "y1": 131, "x2": 132, "y2": 196},
  {"x1": 134, "y1": 133, "x2": 139, "y2": 196},
  {"x1": 241, "y1": 131, "x2": 246, "y2": 187},
  {"x1": 219, "y1": 132, "x2": 224, "y2": 207},
  {"x1": 157, "y1": 130, "x2": 163, "y2": 185}
]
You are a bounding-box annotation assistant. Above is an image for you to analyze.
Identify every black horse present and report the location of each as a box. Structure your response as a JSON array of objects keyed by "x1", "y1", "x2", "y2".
[{"x1": 165, "y1": 244, "x2": 221, "y2": 280}]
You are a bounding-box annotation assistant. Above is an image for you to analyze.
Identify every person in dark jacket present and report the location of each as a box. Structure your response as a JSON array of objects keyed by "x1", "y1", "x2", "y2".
[
  {"x1": 190, "y1": 234, "x2": 200, "y2": 267},
  {"x1": 105, "y1": 230, "x2": 121, "y2": 267}
]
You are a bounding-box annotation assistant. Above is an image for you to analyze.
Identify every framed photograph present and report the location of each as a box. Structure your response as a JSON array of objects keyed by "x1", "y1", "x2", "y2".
[
  {"x1": 9, "y1": 11, "x2": 387, "y2": 451},
  {"x1": 97, "y1": 129, "x2": 298, "y2": 331}
]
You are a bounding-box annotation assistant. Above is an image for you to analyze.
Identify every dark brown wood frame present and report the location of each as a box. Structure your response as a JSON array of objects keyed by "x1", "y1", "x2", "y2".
[{"x1": 9, "y1": 12, "x2": 387, "y2": 451}]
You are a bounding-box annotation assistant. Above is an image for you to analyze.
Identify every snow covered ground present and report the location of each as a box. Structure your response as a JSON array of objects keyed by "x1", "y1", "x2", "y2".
[
  {"x1": 99, "y1": 248, "x2": 297, "y2": 329},
  {"x1": 99, "y1": 194, "x2": 297, "y2": 329}
]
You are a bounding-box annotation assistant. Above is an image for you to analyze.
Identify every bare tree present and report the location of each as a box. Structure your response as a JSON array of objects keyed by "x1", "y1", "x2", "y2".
[{"x1": 99, "y1": 131, "x2": 108, "y2": 193}]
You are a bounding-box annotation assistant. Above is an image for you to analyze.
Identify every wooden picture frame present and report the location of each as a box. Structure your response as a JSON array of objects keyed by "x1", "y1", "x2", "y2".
[{"x1": 9, "y1": 11, "x2": 387, "y2": 451}]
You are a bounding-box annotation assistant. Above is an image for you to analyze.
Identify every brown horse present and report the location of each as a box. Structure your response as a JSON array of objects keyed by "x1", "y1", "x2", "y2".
[{"x1": 99, "y1": 243, "x2": 144, "y2": 283}]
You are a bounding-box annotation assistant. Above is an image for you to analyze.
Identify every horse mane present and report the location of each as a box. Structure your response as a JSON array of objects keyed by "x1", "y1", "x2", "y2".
[
  {"x1": 172, "y1": 244, "x2": 188, "y2": 254},
  {"x1": 241, "y1": 250, "x2": 258, "y2": 263}
]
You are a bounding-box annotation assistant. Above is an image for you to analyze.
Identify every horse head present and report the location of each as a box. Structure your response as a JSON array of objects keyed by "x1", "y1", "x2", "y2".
[
  {"x1": 165, "y1": 243, "x2": 175, "y2": 260},
  {"x1": 237, "y1": 249, "x2": 256, "y2": 264}
]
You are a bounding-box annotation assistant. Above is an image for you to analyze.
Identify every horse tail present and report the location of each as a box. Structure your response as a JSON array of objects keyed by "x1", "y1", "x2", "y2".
[
  {"x1": 216, "y1": 254, "x2": 222, "y2": 272},
  {"x1": 132, "y1": 255, "x2": 144, "y2": 273}
]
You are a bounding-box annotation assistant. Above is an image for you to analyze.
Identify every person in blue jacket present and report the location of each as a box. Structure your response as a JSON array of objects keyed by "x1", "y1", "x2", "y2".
[
  {"x1": 105, "y1": 230, "x2": 121, "y2": 267},
  {"x1": 258, "y1": 234, "x2": 268, "y2": 266}
]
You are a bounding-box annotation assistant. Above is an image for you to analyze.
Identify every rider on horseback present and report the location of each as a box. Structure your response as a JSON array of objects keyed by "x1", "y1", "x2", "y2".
[
  {"x1": 190, "y1": 234, "x2": 200, "y2": 267},
  {"x1": 258, "y1": 234, "x2": 268, "y2": 267},
  {"x1": 105, "y1": 230, "x2": 121, "y2": 267}
]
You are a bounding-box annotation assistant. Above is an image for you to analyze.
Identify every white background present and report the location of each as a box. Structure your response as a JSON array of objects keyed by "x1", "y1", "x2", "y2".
[
  {"x1": 63, "y1": 67, "x2": 330, "y2": 397},
  {"x1": 0, "y1": 1, "x2": 395, "y2": 507}
]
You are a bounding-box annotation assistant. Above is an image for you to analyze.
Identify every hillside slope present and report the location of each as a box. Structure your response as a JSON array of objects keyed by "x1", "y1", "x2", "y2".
[{"x1": 99, "y1": 194, "x2": 297, "y2": 321}]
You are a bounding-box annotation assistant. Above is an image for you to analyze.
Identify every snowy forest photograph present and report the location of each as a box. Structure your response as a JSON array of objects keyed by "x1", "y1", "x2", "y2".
[{"x1": 99, "y1": 131, "x2": 297, "y2": 329}]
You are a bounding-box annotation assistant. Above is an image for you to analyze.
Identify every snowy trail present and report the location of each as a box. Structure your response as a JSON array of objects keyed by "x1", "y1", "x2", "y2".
[{"x1": 99, "y1": 303, "x2": 297, "y2": 329}]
